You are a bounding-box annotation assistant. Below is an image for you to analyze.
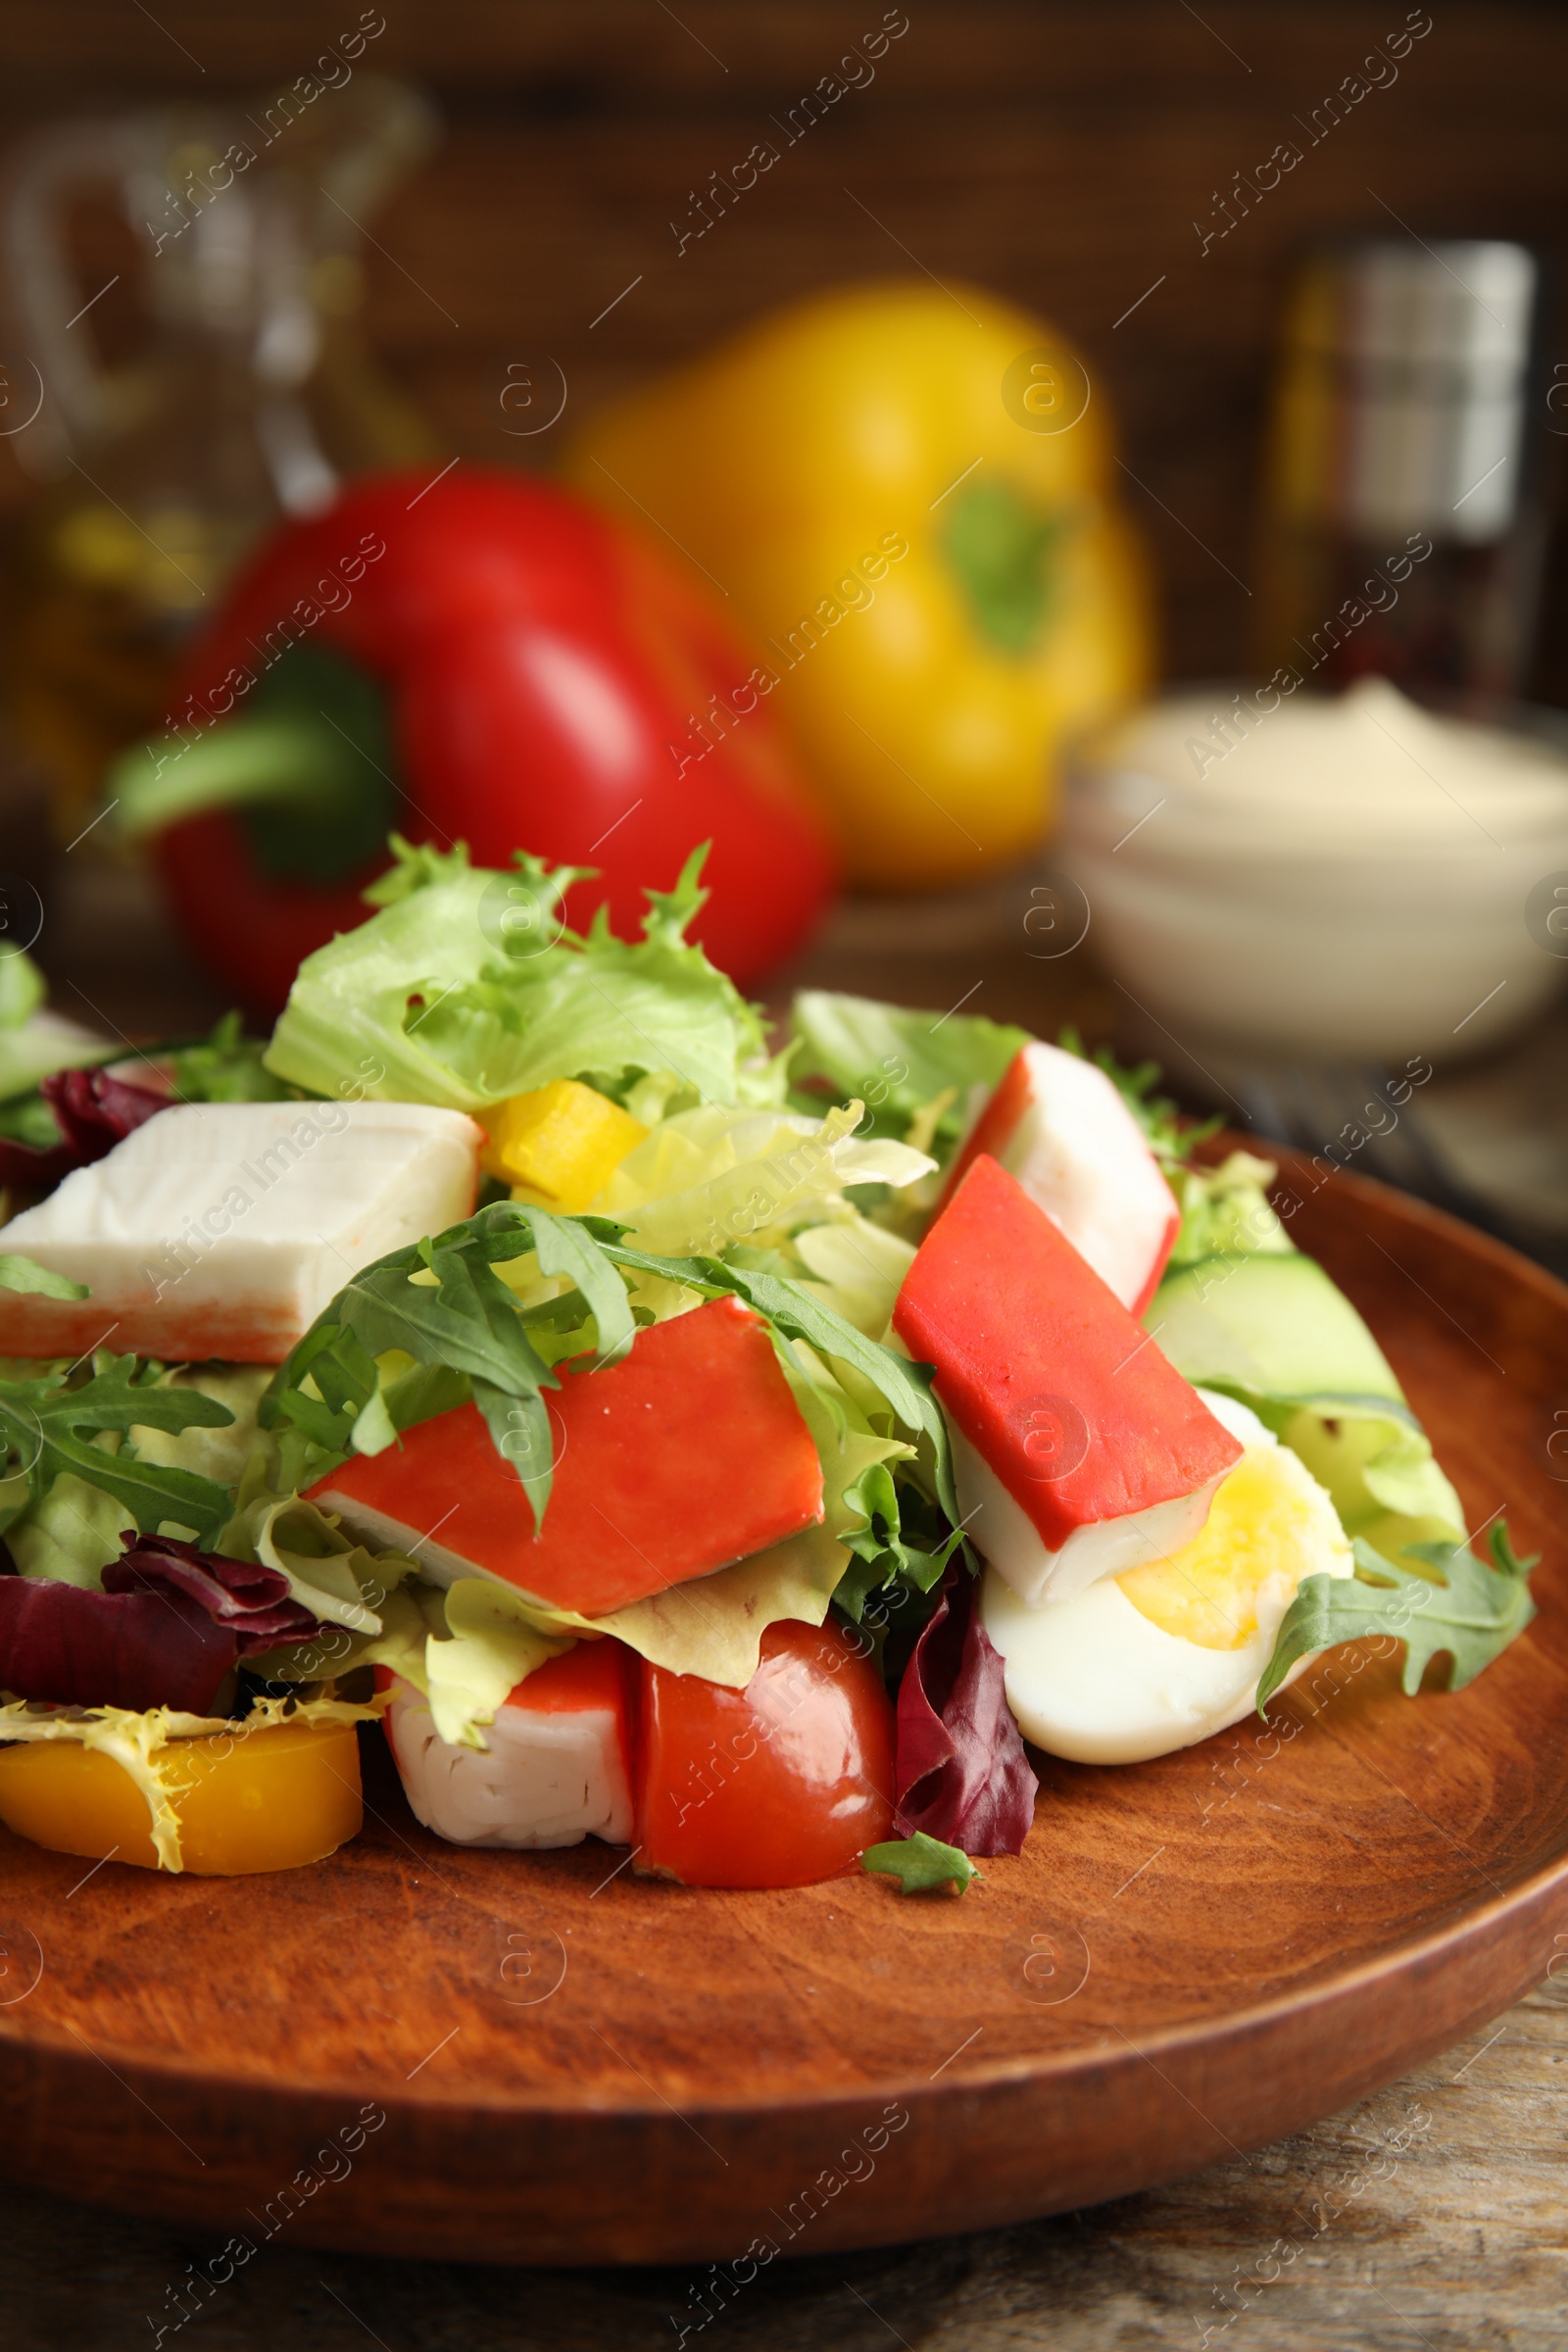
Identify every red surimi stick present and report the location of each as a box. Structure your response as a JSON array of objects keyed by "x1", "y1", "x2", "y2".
[
  {"x1": 940, "y1": 1043, "x2": 1179, "y2": 1315},
  {"x1": 894, "y1": 1154, "x2": 1240, "y2": 1601},
  {"x1": 313, "y1": 1296, "x2": 824, "y2": 1618}
]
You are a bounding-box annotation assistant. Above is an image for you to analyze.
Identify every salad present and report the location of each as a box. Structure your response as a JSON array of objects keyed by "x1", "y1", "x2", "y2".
[{"x1": 0, "y1": 842, "x2": 1538, "y2": 1891}]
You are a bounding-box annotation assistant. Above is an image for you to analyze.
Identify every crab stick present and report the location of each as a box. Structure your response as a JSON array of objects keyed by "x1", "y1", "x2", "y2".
[
  {"x1": 312, "y1": 1296, "x2": 825, "y2": 1618},
  {"x1": 0, "y1": 1101, "x2": 482, "y2": 1362},
  {"x1": 941, "y1": 1042, "x2": 1178, "y2": 1315},
  {"x1": 383, "y1": 1640, "x2": 637, "y2": 1848},
  {"x1": 893, "y1": 1153, "x2": 1242, "y2": 1607}
]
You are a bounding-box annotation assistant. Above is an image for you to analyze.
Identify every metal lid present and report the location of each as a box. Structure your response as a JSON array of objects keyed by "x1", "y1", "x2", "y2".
[{"x1": 1271, "y1": 239, "x2": 1543, "y2": 543}]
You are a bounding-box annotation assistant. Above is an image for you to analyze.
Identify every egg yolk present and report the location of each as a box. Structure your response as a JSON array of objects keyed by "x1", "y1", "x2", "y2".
[{"x1": 1115, "y1": 1453, "x2": 1320, "y2": 1650}]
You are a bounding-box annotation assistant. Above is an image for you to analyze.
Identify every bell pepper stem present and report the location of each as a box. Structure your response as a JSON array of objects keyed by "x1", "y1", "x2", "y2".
[{"x1": 109, "y1": 711, "x2": 360, "y2": 841}]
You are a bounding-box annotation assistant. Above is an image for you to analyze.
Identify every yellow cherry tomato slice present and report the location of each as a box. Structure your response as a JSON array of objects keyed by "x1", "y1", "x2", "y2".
[{"x1": 0, "y1": 1720, "x2": 363, "y2": 1875}]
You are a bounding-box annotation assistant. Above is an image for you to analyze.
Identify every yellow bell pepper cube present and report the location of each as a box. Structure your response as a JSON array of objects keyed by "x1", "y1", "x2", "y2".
[{"x1": 481, "y1": 1079, "x2": 648, "y2": 1211}]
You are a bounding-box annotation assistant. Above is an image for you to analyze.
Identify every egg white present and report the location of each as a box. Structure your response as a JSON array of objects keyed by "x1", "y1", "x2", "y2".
[{"x1": 980, "y1": 1391, "x2": 1353, "y2": 1764}]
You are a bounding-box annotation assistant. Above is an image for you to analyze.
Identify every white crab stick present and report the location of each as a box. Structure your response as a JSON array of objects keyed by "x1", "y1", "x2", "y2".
[
  {"x1": 0, "y1": 1100, "x2": 482, "y2": 1361},
  {"x1": 942, "y1": 1042, "x2": 1178, "y2": 1314},
  {"x1": 949, "y1": 1420, "x2": 1230, "y2": 1608},
  {"x1": 384, "y1": 1642, "x2": 636, "y2": 1850}
]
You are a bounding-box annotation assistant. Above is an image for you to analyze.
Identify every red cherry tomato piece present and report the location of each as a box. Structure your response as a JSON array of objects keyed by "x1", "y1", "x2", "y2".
[{"x1": 635, "y1": 1617, "x2": 895, "y2": 1888}]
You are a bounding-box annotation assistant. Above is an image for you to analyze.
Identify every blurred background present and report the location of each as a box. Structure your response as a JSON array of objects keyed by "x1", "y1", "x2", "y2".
[{"x1": 1, "y1": 0, "x2": 1565, "y2": 1265}]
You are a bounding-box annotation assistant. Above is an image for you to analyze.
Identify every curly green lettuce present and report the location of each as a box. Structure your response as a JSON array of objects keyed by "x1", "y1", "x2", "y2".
[
  {"x1": 265, "y1": 839, "x2": 771, "y2": 1113},
  {"x1": 788, "y1": 989, "x2": 1030, "y2": 1148}
]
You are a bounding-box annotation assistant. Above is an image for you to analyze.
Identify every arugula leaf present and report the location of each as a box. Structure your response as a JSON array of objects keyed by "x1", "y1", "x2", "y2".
[
  {"x1": 0, "y1": 1255, "x2": 88, "y2": 1301},
  {"x1": 862, "y1": 1832, "x2": 983, "y2": 1893},
  {"x1": 0, "y1": 1358, "x2": 236, "y2": 1544},
  {"x1": 834, "y1": 1460, "x2": 964, "y2": 1621},
  {"x1": 1257, "y1": 1523, "x2": 1539, "y2": 1711}
]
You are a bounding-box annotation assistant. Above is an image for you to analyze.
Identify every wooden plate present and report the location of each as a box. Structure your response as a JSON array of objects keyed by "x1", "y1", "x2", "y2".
[{"x1": 1, "y1": 1152, "x2": 1565, "y2": 2267}]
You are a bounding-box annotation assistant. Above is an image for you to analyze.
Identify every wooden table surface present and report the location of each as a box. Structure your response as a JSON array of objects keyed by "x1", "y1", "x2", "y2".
[{"x1": 0, "y1": 1983, "x2": 1559, "y2": 2349}]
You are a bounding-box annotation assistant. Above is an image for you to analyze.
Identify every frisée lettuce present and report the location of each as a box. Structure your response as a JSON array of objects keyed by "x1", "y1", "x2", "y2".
[
  {"x1": 789, "y1": 989, "x2": 1029, "y2": 1148},
  {"x1": 0, "y1": 951, "x2": 108, "y2": 1103},
  {"x1": 264, "y1": 839, "x2": 772, "y2": 1113}
]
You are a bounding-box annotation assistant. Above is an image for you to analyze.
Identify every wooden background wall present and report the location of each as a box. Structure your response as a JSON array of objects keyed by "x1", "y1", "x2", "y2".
[{"x1": 2, "y1": 0, "x2": 1566, "y2": 698}]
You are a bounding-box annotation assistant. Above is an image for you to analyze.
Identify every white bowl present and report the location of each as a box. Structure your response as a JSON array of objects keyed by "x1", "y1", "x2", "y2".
[{"x1": 1059, "y1": 683, "x2": 1568, "y2": 1063}]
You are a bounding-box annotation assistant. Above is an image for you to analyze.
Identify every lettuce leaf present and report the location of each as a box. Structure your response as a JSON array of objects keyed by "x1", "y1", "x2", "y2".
[
  {"x1": 126, "y1": 1364, "x2": 276, "y2": 1497},
  {"x1": 264, "y1": 839, "x2": 767, "y2": 1112},
  {"x1": 1165, "y1": 1151, "x2": 1294, "y2": 1267},
  {"x1": 789, "y1": 1216, "x2": 916, "y2": 1339},
  {"x1": 421, "y1": 1580, "x2": 573, "y2": 1748},
  {"x1": 788, "y1": 990, "x2": 1029, "y2": 1146},
  {"x1": 226, "y1": 1494, "x2": 420, "y2": 1633},
  {"x1": 5, "y1": 1466, "x2": 131, "y2": 1588},
  {"x1": 594, "y1": 1102, "x2": 933, "y2": 1259}
]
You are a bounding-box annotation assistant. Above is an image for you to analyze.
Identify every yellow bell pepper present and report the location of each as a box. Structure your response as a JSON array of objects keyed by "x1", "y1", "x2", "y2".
[
  {"x1": 0, "y1": 1718, "x2": 363, "y2": 1876},
  {"x1": 482, "y1": 1078, "x2": 648, "y2": 1210},
  {"x1": 566, "y1": 279, "x2": 1153, "y2": 889}
]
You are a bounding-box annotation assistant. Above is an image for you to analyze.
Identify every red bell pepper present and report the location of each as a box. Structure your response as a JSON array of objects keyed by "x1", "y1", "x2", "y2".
[
  {"x1": 311, "y1": 1296, "x2": 825, "y2": 1619},
  {"x1": 111, "y1": 468, "x2": 836, "y2": 1013}
]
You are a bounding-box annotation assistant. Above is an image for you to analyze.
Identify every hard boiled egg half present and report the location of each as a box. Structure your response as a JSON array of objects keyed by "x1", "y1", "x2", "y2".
[{"x1": 981, "y1": 1392, "x2": 1352, "y2": 1763}]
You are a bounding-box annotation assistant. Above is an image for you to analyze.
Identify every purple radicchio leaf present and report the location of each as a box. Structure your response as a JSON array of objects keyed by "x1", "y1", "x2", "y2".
[
  {"x1": 101, "y1": 1534, "x2": 322, "y2": 1655},
  {"x1": 893, "y1": 1561, "x2": 1038, "y2": 1855},
  {"x1": 0, "y1": 1065, "x2": 169, "y2": 1192},
  {"x1": 0, "y1": 1535, "x2": 323, "y2": 1715}
]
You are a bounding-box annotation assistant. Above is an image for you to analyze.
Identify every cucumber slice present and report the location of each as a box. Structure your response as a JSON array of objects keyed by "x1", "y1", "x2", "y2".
[
  {"x1": 1151, "y1": 1250, "x2": 1465, "y2": 1559},
  {"x1": 1151, "y1": 1250, "x2": 1403, "y2": 1401}
]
